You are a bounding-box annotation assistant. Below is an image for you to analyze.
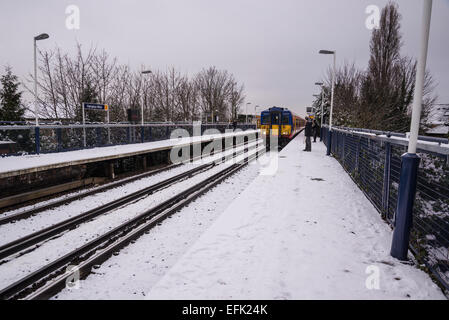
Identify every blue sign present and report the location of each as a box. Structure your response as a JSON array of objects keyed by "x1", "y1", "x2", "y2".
[{"x1": 84, "y1": 103, "x2": 108, "y2": 111}]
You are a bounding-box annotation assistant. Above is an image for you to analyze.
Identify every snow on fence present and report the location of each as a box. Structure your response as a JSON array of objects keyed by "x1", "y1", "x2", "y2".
[
  {"x1": 0, "y1": 123, "x2": 256, "y2": 156},
  {"x1": 323, "y1": 125, "x2": 449, "y2": 291}
]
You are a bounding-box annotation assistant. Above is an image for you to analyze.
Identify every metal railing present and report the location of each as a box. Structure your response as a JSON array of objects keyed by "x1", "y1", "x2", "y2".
[
  {"x1": 323, "y1": 125, "x2": 449, "y2": 291},
  {"x1": 0, "y1": 123, "x2": 256, "y2": 156}
]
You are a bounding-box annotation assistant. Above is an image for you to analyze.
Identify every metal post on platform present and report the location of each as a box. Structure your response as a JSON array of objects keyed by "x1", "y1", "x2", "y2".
[
  {"x1": 57, "y1": 127, "x2": 62, "y2": 152},
  {"x1": 82, "y1": 103, "x2": 86, "y2": 148},
  {"x1": 319, "y1": 49, "x2": 336, "y2": 156},
  {"x1": 34, "y1": 33, "x2": 49, "y2": 127},
  {"x1": 107, "y1": 106, "x2": 111, "y2": 145},
  {"x1": 382, "y1": 142, "x2": 391, "y2": 218},
  {"x1": 34, "y1": 126, "x2": 40, "y2": 154},
  {"x1": 314, "y1": 82, "x2": 324, "y2": 141},
  {"x1": 390, "y1": 0, "x2": 432, "y2": 261},
  {"x1": 141, "y1": 70, "x2": 152, "y2": 126}
]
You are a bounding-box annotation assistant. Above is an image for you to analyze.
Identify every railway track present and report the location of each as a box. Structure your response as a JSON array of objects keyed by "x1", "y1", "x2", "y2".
[
  {"x1": 0, "y1": 140, "x2": 262, "y2": 261},
  {"x1": 0, "y1": 146, "x2": 265, "y2": 300},
  {"x1": 0, "y1": 137, "x2": 260, "y2": 225}
]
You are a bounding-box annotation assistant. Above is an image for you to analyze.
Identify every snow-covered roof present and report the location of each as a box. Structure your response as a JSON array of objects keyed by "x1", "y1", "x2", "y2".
[
  {"x1": 428, "y1": 104, "x2": 449, "y2": 125},
  {"x1": 426, "y1": 124, "x2": 449, "y2": 135}
]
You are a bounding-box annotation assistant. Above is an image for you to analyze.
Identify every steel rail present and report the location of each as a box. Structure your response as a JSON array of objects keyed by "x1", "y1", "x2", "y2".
[
  {"x1": 0, "y1": 138, "x2": 260, "y2": 225},
  {"x1": 0, "y1": 146, "x2": 264, "y2": 300},
  {"x1": 0, "y1": 140, "x2": 262, "y2": 261}
]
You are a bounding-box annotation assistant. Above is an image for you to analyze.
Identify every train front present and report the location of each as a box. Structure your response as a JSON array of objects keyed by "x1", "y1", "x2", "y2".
[{"x1": 260, "y1": 107, "x2": 293, "y2": 138}]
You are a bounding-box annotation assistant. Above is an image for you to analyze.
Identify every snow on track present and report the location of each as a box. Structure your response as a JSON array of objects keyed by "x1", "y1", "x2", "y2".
[
  {"x1": 0, "y1": 144, "x2": 264, "y2": 290},
  {"x1": 0, "y1": 140, "x2": 261, "y2": 245},
  {"x1": 52, "y1": 162, "x2": 262, "y2": 299},
  {"x1": 146, "y1": 133, "x2": 446, "y2": 300},
  {"x1": 0, "y1": 130, "x2": 259, "y2": 175}
]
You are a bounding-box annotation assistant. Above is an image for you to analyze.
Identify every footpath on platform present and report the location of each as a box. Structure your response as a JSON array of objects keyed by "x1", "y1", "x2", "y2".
[{"x1": 147, "y1": 133, "x2": 446, "y2": 300}]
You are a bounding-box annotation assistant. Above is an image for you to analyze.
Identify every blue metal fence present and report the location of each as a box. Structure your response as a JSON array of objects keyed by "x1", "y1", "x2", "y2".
[
  {"x1": 0, "y1": 123, "x2": 256, "y2": 156},
  {"x1": 323, "y1": 126, "x2": 449, "y2": 291}
]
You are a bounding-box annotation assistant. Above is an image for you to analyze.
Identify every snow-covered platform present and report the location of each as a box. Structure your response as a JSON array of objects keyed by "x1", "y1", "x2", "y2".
[
  {"x1": 147, "y1": 133, "x2": 446, "y2": 300},
  {"x1": 0, "y1": 130, "x2": 258, "y2": 179}
]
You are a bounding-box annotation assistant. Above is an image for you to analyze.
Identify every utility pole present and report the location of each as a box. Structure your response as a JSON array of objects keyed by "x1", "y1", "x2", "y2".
[{"x1": 391, "y1": 0, "x2": 433, "y2": 261}]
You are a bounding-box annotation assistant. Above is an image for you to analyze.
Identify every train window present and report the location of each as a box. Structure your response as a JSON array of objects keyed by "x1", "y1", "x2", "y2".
[
  {"x1": 282, "y1": 115, "x2": 290, "y2": 124},
  {"x1": 261, "y1": 115, "x2": 270, "y2": 124},
  {"x1": 271, "y1": 113, "x2": 280, "y2": 125}
]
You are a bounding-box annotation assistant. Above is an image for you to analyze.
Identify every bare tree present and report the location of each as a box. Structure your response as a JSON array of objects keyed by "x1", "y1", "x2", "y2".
[
  {"x1": 195, "y1": 66, "x2": 238, "y2": 122},
  {"x1": 313, "y1": 2, "x2": 437, "y2": 133},
  {"x1": 227, "y1": 80, "x2": 245, "y2": 121},
  {"x1": 22, "y1": 44, "x2": 246, "y2": 124}
]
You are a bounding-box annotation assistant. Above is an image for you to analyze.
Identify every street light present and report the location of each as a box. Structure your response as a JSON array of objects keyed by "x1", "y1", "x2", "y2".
[
  {"x1": 246, "y1": 102, "x2": 251, "y2": 123},
  {"x1": 141, "y1": 70, "x2": 152, "y2": 126},
  {"x1": 254, "y1": 105, "x2": 261, "y2": 125},
  {"x1": 319, "y1": 49, "x2": 336, "y2": 155},
  {"x1": 34, "y1": 33, "x2": 49, "y2": 126},
  {"x1": 391, "y1": 0, "x2": 433, "y2": 261},
  {"x1": 315, "y1": 81, "x2": 325, "y2": 141}
]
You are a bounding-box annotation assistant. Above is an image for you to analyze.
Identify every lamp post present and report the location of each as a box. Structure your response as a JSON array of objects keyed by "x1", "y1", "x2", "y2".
[
  {"x1": 34, "y1": 33, "x2": 49, "y2": 127},
  {"x1": 141, "y1": 70, "x2": 152, "y2": 126},
  {"x1": 254, "y1": 105, "x2": 260, "y2": 126},
  {"x1": 390, "y1": 0, "x2": 433, "y2": 261},
  {"x1": 319, "y1": 49, "x2": 336, "y2": 155},
  {"x1": 315, "y1": 82, "x2": 324, "y2": 141},
  {"x1": 246, "y1": 102, "x2": 251, "y2": 124}
]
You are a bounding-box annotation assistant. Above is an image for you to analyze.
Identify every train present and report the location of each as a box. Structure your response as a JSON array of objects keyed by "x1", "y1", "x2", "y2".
[{"x1": 259, "y1": 107, "x2": 306, "y2": 147}]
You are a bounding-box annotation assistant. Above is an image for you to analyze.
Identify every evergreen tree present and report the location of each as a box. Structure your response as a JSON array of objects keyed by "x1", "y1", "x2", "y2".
[
  {"x1": 75, "y1": 81, "x2": 102, "y2": 122},
  {"x1": 0, "y1": 66, "x2": 24, "y2": 122},
  {"x1": 360, "y1": 2, "x2": 434, "y2": 133}
]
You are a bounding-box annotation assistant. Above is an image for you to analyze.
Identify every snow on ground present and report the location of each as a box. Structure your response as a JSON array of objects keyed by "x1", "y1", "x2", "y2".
[
  {"x1": 0, "y1": 130, "x2": 258, "y2": 175},
  {"x1": 0, "y1": 140, "x2": 261, "y2": 244},
  {"x1": 52, "y1": 154, "x2": 262, "y2": 299},
  {"x1": 146, "y1": 133, "x2": 446, "y2": 300},
  {"x1": 0, "y1": 144, "x2": 264, "y2": 290}
]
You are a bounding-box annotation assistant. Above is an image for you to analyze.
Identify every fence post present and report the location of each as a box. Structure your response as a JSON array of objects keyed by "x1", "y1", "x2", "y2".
[
  {"x1": 57, "y1": 127, "x2": 62, "y2": 152},
  {"x1": 390, "y1": 153, "x2": 420, "y2": 260},
  {"x1": 35, "y1": 127, "x2": 40, "y2": 154},
  {"x1": 127, "y1": 126, "x2": 131, "y2": 144},
  {"x1": 141, "y1": 126, "x2": 145, "y2": 143},
  {"x1": 382, "y1": 142, "x2": 391, "y2": 219},
  {"x1": 148, "y1": 127, "x2": 152, "y2": 142},
  {"x1": 355, "y1": 136, "x2": 360, "y2": 173},
  {"x1": 165, "y1": 126, "x2": 170, "y2": 139},
  {"x1": 326, "y1": 129, "x2": 332, "y2": 156},
  {"x1": 96, "y1": 127, "x2": 102, "y2": 147}
]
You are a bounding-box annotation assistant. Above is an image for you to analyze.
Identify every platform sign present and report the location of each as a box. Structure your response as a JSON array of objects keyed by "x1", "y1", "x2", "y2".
[
  {"x1": 84, "y1": 103, "x2": 108, "y2": 111},
  {"x1": 82, "y1": 102, "x2": 111, "y2": 147}
]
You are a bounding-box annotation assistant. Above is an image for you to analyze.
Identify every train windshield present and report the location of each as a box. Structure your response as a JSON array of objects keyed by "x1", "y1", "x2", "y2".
[
  {"x1": 271, "y1": 113, "x2": 280, "y2": 125},
  {"x1": 282, "y1": 115, "x2": 290, "y2": 125},
  {"x1": 261, "y1": 114, "x2": 270, "y2": 125}
]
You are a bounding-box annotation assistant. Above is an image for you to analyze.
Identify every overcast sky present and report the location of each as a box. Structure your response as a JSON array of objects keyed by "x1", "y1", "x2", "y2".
[{"x1": 1, "y1": 0, "x2": 448, "y2": 116}]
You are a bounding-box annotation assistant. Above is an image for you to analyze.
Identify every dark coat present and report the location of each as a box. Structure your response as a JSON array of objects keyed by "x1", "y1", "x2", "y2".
[{"x1": 304, "y1": 120, "x2": 313, "y2": 137}]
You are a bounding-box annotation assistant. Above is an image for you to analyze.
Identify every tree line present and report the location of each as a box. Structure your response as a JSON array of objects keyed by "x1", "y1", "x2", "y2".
[
  {"x1": 1, "y1": 45, "x2": 246, "y2": 124},
  {"x1": 313, "y1": 2, "x2": 436, "y2": 133}
]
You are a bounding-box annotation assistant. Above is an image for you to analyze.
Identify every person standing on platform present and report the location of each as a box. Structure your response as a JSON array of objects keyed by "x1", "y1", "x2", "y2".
[
  {"x1": 303, "y1": 117, "x2": 313, "y2": 152},
  {"x1": 312, "y1": 119, "x2": 319, "y2": 142}
]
